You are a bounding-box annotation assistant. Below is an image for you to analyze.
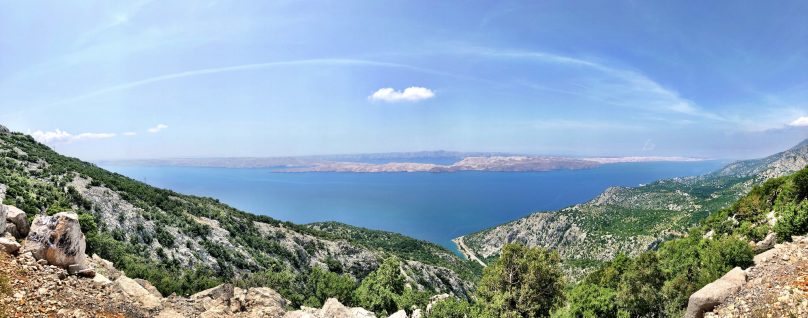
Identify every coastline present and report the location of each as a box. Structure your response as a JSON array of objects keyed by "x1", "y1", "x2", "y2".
[{"x1": 452, "y1": 236, "x2": 487, "y2": 267}]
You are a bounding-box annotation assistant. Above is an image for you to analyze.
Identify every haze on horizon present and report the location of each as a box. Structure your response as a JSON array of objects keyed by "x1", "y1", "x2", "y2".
[{"x1": 1, "y1": 1, "x2": 807, "y2": 161}]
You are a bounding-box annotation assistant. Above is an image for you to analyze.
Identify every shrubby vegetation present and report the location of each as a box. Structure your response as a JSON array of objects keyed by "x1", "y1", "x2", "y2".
[
  {"x1": 553, "y1": 166, "x2": 808, "y2": 317},
  {"x1": 425, "y1": 243, "x2": 566, "y2": 318},
  {"x1": 0, "y1": 132, "x2": 474, "y2": 303}
]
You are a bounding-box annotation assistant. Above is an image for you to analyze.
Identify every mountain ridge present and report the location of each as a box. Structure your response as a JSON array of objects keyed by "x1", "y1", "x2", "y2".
[{"x1": 458, "y1": 137, "x2": 808, "y2": 277}]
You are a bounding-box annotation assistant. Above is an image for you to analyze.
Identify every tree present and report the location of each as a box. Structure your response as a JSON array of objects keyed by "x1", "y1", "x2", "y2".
[
  {"x1": 563, "y1": 283, "x2": 618, "y2": 318},
  {"x1": 354, "y1": 256, "x2": 406, "y2": 316},
  {"x1": 476, "y1": 243, "x2": 565, "y2": 318},
  {"x1": 616, "y1": 252, "x2": 664, "y2": 317}
]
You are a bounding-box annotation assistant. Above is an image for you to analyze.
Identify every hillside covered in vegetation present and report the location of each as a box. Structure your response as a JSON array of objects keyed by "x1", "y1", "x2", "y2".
[
  {"x1": 0, "y1": 127, "x2": 480, "y2": 313},
  {"x1": 459, "y1": 138, "x2": 808, "y2": 277}
]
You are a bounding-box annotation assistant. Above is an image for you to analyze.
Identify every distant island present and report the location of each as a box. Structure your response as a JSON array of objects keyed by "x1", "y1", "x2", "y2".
[{"x1": 97, "y1": 151, "x2": 705, "y2": 173}]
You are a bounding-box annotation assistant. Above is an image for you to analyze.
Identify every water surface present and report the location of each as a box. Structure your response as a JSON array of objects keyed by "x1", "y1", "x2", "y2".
[{"x1": 102, "y1": 161, "x2": 726, "y2": 251}]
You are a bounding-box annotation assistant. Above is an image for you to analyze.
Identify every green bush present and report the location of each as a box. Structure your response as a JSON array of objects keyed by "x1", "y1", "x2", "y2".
[
  {"x1": 354, "y1": 257, "x2": 406, "y2": 316},
  {"x1": 476, "y1": 243, "x2": 565, "y2": 318}
]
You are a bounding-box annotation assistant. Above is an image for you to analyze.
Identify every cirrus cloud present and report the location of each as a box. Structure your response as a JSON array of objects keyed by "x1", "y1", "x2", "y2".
[{"x1": 369, "y1": 87, "x2": 435, "y2": 103}]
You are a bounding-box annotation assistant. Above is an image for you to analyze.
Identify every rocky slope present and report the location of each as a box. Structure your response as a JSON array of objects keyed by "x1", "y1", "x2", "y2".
[
  {"x1": 0, "y1": 232, "x2": 434, "y2": 318},
  {"x1": 459, "y1": 139, "x2": 808, "y2": 277},
  {"x1": 0, "y1": 127, "x2": 476, "y2": 301},
  {"x1": 704, "y1": 236, "x2": 808, "y2": 317}
]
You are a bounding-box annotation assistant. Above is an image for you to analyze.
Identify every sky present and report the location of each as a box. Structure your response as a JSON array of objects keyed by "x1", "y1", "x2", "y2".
[{"x1": 1, "y1": 1, "x2": 807, "y2": 160}]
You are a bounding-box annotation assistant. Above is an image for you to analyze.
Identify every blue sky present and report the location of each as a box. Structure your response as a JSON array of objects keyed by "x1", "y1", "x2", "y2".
[{"x1": 1, "y1": 1, "x2": 807, "y2": 160}]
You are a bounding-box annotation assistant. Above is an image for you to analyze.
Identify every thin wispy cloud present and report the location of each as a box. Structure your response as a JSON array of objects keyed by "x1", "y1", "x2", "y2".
[
  {"x1": 42, "y1": 59, "x2": 457, "y2": 109},
  {"x1": 369, "y1": 87, "x2": 435, "y2": 103},
  {"x1": 454, "y1": 47, "x2": 725, "y2": 121},
  {"x1": 30, "y1": 129, "x2": 116, "y2": 144},
  {"x1": 148, "y1": 124, "x2": 168, "y2": 133},
  {"x1": 123, "y1": 132, "x2": 138, "y2": 136}
]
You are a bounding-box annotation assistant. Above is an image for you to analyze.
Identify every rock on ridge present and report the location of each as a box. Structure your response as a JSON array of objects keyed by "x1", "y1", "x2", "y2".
[
  {"x1": 685, "y1": 267, "x2": 746, "y2": 318},
  {"x1": 22, "y1": 211, "x2": 87, "y2": 268}
]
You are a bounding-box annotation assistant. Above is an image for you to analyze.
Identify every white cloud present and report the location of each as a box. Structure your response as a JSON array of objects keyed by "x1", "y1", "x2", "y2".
[
  {"x1": 789, "y1": 116, "x2": 808, "y2": 127},
  {"x1": 30, "y1": 129, "x2": 116, "y2": 144},
  {"x1": 123, "y1": 131, "x2": 137, "y2": 136},
  {"x1": 147, "y1": 124, "x2": 168, "y2": 133},
  {"x1": 369, "y1": 87, "x2": 435, "y2": 103}
]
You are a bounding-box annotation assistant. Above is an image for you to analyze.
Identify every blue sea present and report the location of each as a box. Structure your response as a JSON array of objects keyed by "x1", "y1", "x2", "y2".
[{"x1": 101, "y1": 161, "x2": 726, "y2": 252}]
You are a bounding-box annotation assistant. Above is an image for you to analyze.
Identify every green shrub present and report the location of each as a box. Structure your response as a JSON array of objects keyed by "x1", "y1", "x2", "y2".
[{"x1": 476, "y1": 243, "x2": 565, "y2": 318}]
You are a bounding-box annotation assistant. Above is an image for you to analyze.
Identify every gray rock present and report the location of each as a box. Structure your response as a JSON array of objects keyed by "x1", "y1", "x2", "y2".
[
  {"x1": 0, "y1": 235, "x2": 20, "y2": 253},
  {"x1": 284, "y1": 298, "x2": 375, "y2": 318},
  {"x1": 685, "y1": 267, "x2": 746, "y2": 318},
  {"x1": 22, "y1": 212, "x2": 87, "y2": 268},
  {"x1": 135, "y1": 278, "x2": 163, "y2": 297},
  {"x1": 116, "y1": 276, "x2": 162, "y2": 310},
  {"x1": 0, "y1": 204, "x2": 6, "y2": 235},
  {"x1": 5, "y1": 205, "x2": 29, "y2": 238},
  {"x1": 388, "y1": 310, "x2": 408, "y2": 318},
  {"x1": 0, "y1": 124, "x2": 9, "y2": 134},
  {"x1": 754, "y1": 232, "x2": 776, "y2": 253}
]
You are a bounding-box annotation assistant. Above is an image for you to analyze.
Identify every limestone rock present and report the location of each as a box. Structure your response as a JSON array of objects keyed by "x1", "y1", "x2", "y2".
[
  {"x1": 754, "y1": 232, "x2": 776, "y2": 253},
  {"x1": 388, "y1": 310, "x2": 408, "y2": 318},
  {"x1": 0, "y1": 203, "x2": 6, "y2": 235},
  {"x1": 285, "y1": 298, "x2": 376, "y2": 318},
  {"x1": 135, "y1": 278, "x2": 163, "y2": 297},
  {"x1": 116, "y1": 276, "x2": 162, "y2": 310},
  {"x1": 242, "y1": 287, "x2": 286, "y2": 317},
  {"x1": 22, "y1": 212, "x2": 87, "y2": 268},
  {"x1": 411, "y1": 309, "x2": 422, "y2": 318},
  {"x1": 5, "y1": 205, "x2": 29, "y2": 238},
  {"x1": 192, "y1": 283, "x2": 234, "y2": 310},
  {"x1": 0, "y1": 233, "x2": 20, "y2": 253},
  {"x1": 685, "y1": 267, "x2": 746, "y2": 318}
]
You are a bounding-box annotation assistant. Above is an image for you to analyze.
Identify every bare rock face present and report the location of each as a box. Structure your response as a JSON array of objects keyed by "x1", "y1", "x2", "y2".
[
  {"x1": 685, "y1": 267, "x2": 747, "y2": 318},
  {"x1": 5, "y1": 205, "x2": 30, "y2": 239},
  {"x1": 22, "y1": 212, "x2": 87, "y2": 268}
]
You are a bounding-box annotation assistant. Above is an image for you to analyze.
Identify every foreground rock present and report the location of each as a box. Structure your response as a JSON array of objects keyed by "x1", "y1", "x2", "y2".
[
  {"x1": 706, "y1": 236, "x2": 808, "y2": 317},
  {"x1": 4, "y1": 204, "x2": 30, "y2": 239},
  {"x1": 685, "y1": 267, "x2": 746, "y2": 318},
  {"x1": 22, "y1": 212, "x2": 87, "y2": 268},
  {"x1": 285, "y1": 298, "x2": 376, "y2": 318}
]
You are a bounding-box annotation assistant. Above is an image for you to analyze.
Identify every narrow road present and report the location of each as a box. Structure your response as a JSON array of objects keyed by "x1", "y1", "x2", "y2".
[{"x1": 452, "y1": 236, "x2": 487, "y2": 267}]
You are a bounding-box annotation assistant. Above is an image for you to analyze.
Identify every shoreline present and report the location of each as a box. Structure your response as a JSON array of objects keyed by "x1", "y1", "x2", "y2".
[{"x1": 452, "y1": 236, "x2": 487, "y2": 267}]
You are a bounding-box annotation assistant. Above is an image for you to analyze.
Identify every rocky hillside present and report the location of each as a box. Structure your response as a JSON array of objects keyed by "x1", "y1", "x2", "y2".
[
  {"x1": 0, "y1": 127, "x2": 478, "y2": 305},
  {"x1": 705, "y1": 236, "x2": 808, "y2": 317},
  {"x1": 0, "y1": 231, "x2": 440, "y2": 317},
  {"x1": 459, "y1": 138, "x2": 808, "y2": 277}
]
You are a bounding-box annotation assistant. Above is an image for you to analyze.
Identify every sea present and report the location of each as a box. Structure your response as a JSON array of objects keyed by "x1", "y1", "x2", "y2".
[{"x1": 101, "y1": 161, "x2": 726, "y2": 253}]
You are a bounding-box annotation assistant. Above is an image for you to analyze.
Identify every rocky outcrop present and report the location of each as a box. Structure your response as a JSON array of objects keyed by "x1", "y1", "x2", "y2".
[
  {"x1": 0, "y1": 232, "x2": 20, "y2": 253},
  {"x1": 4, "y1": 204, "x2": 29, "y2": 239},
  {"x1": 117, "y1": 276, "x2": 163, "y2": 310},
  {"x1": 685, "y1": 267, "x2": 746, "y2": 318},
  {"x1": 285, "y1": 298, "x2": 376, "y2": 318},
  {"x1": 459, "y1": 138, "x2": 808, "y2": 279},
  {"x1": 706, "y1": 236, "x2": 808, "y2": 317},
  {"x1": 0, "y1": 186, "x2": 6, "y2": 235},
  {"x1": 22, "y1": 212, "x2": 87, "y2": 268}
]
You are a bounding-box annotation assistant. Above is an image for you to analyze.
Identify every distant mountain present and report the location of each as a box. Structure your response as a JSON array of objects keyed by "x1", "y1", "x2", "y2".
[
  {"x1": 0, "y1": 129, "x2": 479, "y2": 302},
  {"x1": 457, "y1": 138, "x2": 808, "y2": 278}
]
